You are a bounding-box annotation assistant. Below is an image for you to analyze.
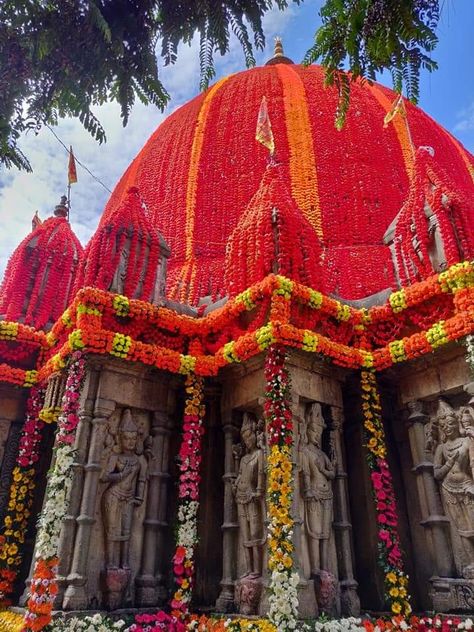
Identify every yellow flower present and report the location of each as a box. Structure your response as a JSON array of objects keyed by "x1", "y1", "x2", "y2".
[
  {"x1": 386, "y1": 572, "x2": 397, "y2": 584},
  {"x1": 389, "y1": 587, "x2": 399, "y2": 597},
  {"x1": 391, "y1": 601, "x2": 402, "y2": 614}
]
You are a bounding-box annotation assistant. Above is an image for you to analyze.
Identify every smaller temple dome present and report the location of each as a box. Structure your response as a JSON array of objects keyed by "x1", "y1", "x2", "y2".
[
  {"x1": 225, "y1": 163, "x2": 324, "y2": 295},
  {"x1": 0, "y1": 197, "x2": 84, "y2": 330},
  {"x1": 75, "y1": 186, "x2": 170, "y2": 303}
]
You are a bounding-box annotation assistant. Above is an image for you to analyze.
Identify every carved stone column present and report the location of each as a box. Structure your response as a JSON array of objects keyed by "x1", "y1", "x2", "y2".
[
  {"x1": 215, "y1": 412, "x2": 239, "y2": 612},
  {"x1": 405, "y1": 400, "x2": 454, "y2": 578},
  {"x1": 55, "y1": 367, "x2": 100, "y2": 606},
  {"x1": 330, "y1": 406, "x2": 360, "y2": 616},
  {"x1": 62, "y1": 397, "x2": 116, "y2": 609},
  {"x1": 135, "y1": 409, "x2": 173, "y2": 606}
]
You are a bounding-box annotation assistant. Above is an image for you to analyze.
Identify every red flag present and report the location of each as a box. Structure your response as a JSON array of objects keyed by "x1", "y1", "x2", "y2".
[
  {"x1": 256, "y1": 96, "x2": 275, "y2": 155},
  {"x1": 68, "y1": 146, "x2": 78, "y2": 184}
]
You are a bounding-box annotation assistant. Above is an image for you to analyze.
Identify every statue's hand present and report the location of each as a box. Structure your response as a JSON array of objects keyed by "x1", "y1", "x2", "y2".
[
  {"x1": 251, "y1": 491, "x2": 263, "y2": 500},
  {"x1": 304, "y1": 489, "x2": 315, "y2": 499},
  {"x1": 132, "y1": 497, "x2": 143, "y2": 506}
]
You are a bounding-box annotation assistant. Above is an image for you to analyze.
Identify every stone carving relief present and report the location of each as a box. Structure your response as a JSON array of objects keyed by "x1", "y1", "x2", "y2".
[
  {"x1": 100, "y1": 408, "x2": 151, "y2": 608},
  {"x1": 232, "y1": 412, "x2": 265, "y2": 614},
  {"x1": 432, "y1": 400, "x2": 474, "y2": 579},
  {"x1": 299, "y1": 403, "x2": 336, "y2": 576}
]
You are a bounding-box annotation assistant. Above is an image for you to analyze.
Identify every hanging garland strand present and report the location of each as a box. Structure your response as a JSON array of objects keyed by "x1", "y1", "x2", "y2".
[
  {"x1": 360, "y1": 369, "x2": 411, "y2": 617},
  {"x1": 24, "y1": 351, "x2": 86, "y2": 632},
  {"x1": 170, "y1": 373, "x2": 206, "y2": 621},
  {"x1": 264, "y1": 344, "x2": 299, "y2": 631},
  {"x1": 0, "y1": 385, "x2": 46, "y2": 605}
]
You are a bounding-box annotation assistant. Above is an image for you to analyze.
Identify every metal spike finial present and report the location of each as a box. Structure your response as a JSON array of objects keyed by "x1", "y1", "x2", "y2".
[
  {"x1": 53, "y1": 195, "x2": 69, "y2": 219},
  {"x1": 265, "y1": 36, "x2": 294, "y2": 66},
  {"x1": 32, "y1": 211, "x2": 42, "y2": 231},
  {"x1": 274, "y1": 36, "x2": 284, "y2": 57}
]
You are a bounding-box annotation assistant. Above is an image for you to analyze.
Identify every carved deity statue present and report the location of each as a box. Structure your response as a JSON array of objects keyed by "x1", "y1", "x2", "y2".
[
  {"x1": 233, "y1": 413, "x2": 266, "y2": 579},
  {"x1": 100, "y1": 409, "x2": 148, "y2": 570},
  {"x1": 300, "y1": 403, "x2": 335, "y2": 576},
  {"x1": 433, "y1": 400, "x2": 474, "y2": 578}
]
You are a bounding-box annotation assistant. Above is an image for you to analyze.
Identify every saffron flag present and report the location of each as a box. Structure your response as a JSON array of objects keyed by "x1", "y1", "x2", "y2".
[
  {"x1": 68, "y1": 146, "x2": 78, "y2": 184},
  {"x1": 383, "y1": 94, "x2": 406, "y2": 128},
  {"x1": 256, "y1": 96, "x2": 275, "y2": 155}
]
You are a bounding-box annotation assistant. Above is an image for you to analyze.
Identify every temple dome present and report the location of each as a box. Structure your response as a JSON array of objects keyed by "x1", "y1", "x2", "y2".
[
  {"x1": 97, "y1": 63, "x2": 474, "y2": 304},
  {"x1": 0, "y1": 198, "x2": 83, "y2": 329}
]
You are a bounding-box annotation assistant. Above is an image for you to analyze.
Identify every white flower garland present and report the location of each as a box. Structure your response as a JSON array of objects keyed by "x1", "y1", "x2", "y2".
[
  {"x1": 466, "y1": 334, "x2": 474, "y2": 373},
  {"x1": 47, "y1": 613, "x2": 126, "y2": 631}
]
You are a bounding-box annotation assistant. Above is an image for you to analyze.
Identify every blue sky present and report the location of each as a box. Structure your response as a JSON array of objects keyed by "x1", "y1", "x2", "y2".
[{"x1": 0, "y1": 0, "x2": 473, "y2": 277}]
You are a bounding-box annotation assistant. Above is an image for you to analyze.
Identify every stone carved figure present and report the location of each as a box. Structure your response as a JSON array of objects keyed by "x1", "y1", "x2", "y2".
[
  {"x1": 232, "y1": 412, "x2": 266, "y2": 579},
  {"x1": 433, "y1": 399, "x2": 474, "y2": 578},
  {"x1": 100, "y1": 409, "x2": 148, "y2": 570},
  {"x1": 300, "y1": 403, "x2": 335, "y2": 576}
]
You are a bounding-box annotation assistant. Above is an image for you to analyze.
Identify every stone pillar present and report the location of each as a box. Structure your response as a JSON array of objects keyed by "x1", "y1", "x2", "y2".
[
  {"x1": 405, "y1": 400, "x2": 454, "y2": 578},
  {"x1": 215, "y1": 412, "x2": 239, "y2": 612},
  {"x1": 55, "y1": 367, "x2": 100, "y2": 606},
  {"x1": 330, "y1": 406, "x2": 360, "y2": 616},
  {"x1": 62, "y1": 396, "x2": 116, "y2": 609},
  {"x1": 135, "y1": 409, "x2": 173, "y2": 606}
]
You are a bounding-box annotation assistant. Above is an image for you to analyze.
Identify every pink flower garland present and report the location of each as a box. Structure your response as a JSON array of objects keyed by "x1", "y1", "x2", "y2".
[
  {"x1": 361, "y1": 369, "x2": 411, "y2": 616},
  {"x1": 170, "y1": 373, "x2": 205, "y2": 620}
]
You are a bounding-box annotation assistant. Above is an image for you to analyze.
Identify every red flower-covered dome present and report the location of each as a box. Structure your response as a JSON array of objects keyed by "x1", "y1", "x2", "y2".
[
  {"x1": 225, "y1": 163, "x2": 324, "y2": 296},
  {"x1": 0, "y1": 198, "x2": 83, "y2": 329},
  {"x1": 75, "y1": 186, "x2": 169, "y2": 302},
  {"x1": 98, "y1": 62, "x2": 474, "y2": 304}
]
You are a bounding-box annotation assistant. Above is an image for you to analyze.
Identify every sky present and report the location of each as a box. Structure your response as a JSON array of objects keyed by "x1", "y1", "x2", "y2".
[{"x1": 0, "y1": 0, "x2": 473, "y2": 277}]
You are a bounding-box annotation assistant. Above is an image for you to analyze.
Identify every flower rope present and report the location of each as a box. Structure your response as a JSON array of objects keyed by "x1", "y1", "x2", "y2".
[
  {"x1": 360, "y1": 369, "x2": 411, "y2": 616},
  {"x1": 0, "y1": 385, "x2": 46, "y2": 605},
  {"x1": 170, "y1": 373, "x2": 205, "y2": 620},
  {"x1": 24, "y1": 351, "x2": 86, "y2": 631},
  {"x1": 264, "y1": 344, "x2": 299, "y2": 631},
  {"x1": 466, "y1": 334, "x2": 474, "y2": 373}
]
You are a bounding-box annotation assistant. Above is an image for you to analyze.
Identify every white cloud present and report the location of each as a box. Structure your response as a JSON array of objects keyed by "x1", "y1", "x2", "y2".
[
  {"x1": 0, "y1": 3, "x2": 299, "y2": 278},
  {"x1": 454, "y1": 101, "x2": 474, "y2": 133}
]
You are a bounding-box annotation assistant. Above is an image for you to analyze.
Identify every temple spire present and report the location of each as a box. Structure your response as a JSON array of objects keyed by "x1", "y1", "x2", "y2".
[{"x1": 265, "y1": 36, "x2": 294, "y2": 66}]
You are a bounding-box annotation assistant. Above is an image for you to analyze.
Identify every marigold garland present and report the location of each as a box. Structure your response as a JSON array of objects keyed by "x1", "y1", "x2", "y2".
[
  {"x1": 24, "y1": 352, "x2": 86, "y2": 632},
  {"x1": 0, "y1": 385, "x2": 46, "y2": 605},
  {"x1": 264, "y1": 344, "x2": 299, "y2": 631},
  {"x1": 360, "y1": 370, "x2": 411, "y2": 617}
]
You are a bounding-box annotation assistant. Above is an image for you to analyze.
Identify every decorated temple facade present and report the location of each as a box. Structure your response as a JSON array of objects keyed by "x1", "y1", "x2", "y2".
[{"x1": 0, "y1": 48, "x2": 474, "y2": 630}]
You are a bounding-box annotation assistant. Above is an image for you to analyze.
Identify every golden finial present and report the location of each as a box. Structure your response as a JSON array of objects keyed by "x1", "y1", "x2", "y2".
[
  {"x1": 265, "y1": 36, "x2": 293, "y2": 66},
  {"x1": 274, "y1": 37, "x2": 284, "y2": 57}
]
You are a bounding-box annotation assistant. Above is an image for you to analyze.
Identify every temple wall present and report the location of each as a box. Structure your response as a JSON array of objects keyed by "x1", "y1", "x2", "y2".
[
  {"x1": 51, "y1": 356, "x2": 181, "y2": 611},
  {"x1": 215, "y1": 350, "x2": 360, "y2": 618},
  {"x1": 386, "y1": 343, "x2": 474, "y2": 612}
]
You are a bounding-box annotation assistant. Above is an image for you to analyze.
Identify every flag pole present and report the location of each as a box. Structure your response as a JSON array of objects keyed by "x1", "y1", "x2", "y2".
[{"x1": 67, "y1": 145, "x2": 78, "y2": 221}]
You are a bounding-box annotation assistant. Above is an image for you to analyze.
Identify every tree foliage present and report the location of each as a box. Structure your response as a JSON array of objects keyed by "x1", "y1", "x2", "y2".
[
  {"x1": 0, "y1": 0, "x2": 440, "y2": 172},
  {"x1": 305, "y1": 0, "x2": 440, "y2": 129}
]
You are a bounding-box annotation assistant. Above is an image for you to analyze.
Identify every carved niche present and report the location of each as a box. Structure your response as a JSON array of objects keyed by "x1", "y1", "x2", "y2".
[
  {"x1": 430, "y1": 400, "x2": 474, "y2": 579},
  {"x1": 99, "y1": 408, "x2": 152, "y2": 609},
  {"x1": 232, "y1": 412, "x2": 266, "y2": 615},
  {"x1": 298, "y1": 402, "x2": 340, "y2": 616}
]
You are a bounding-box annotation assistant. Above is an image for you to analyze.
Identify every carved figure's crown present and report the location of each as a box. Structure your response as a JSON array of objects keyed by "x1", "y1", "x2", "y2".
[{"x1": 120, "y1": 408, "x2": 138, "y2": 433}]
